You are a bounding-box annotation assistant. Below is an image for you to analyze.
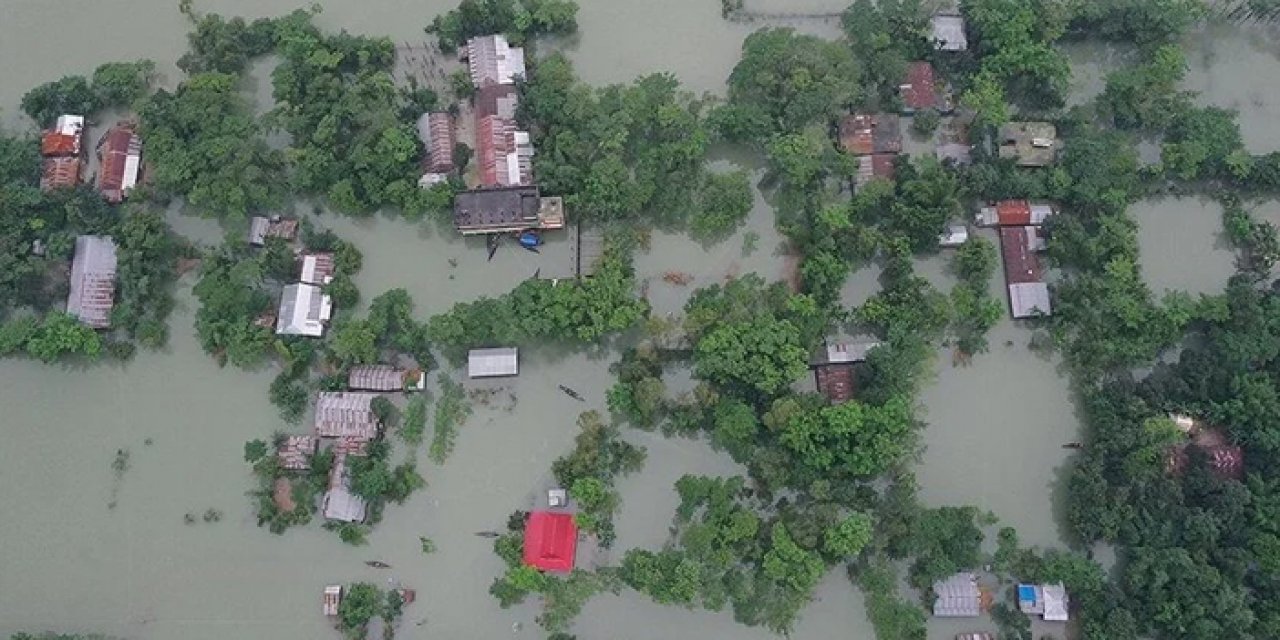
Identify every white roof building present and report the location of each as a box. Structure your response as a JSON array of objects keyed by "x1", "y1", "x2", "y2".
[
  {"x1": 468, "y1": 347, "x2": 519, "y2": 378},
  {"x1": 276, "y1": 283, "x2": 332, "y2": 337},
  {"x1": 55, "y1": 114, "x2": 85, "y2": 136},
  {"x1": 933, "y1": 573, "x2": 982, "y2": 617},
  {"x1": 1009, "y1": 282, "x2": 1052, "y2": 318},
  {"x1": 932, "y1": 13, "x2": 968, "y2": 51},
  {"x1": 939, "y1": 225, "x2": 969, "y2": 248},
  {"x1": 466, "y1": 34, "x2": 526, "y2": 87},
  {"x1": 323, "y1": 455, "x2": 368, "y2": 523}
]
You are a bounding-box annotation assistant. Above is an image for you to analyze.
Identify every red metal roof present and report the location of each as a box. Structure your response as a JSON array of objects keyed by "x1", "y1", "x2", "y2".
[
  {"x1": 41, "y1": 132, "x2": 81, "y2": 157},
  {"x1": 476, "y1": 115, "x2": 501, "y2": 186},
  {"x1": 523, "y1": 511, "x2": 577, "y2": 573},
  {"x1": 839, "y1": 114, "x2": 902, "y2": 157},
  {"x1": 999, "y1": 226, "x2": 1044, "y2": 285},
  {"x1": 40, "y1": 156, "x2": 81, "y2": 191},
  {"x1": 814, "y1": 363, "x2": 855, "y2": 404},
  {"x1": 97, "y1": 126, "x2": 142, "y2": 203},
  {"x1": 996, "y1": 200, "x2": 1033, "y2": 226},
  {"x1": 425, "y1": 113, "x2": 455, "y2": 174},
  {"x1": 902, "y1": 61, "x2": 938, "y2": 111}
]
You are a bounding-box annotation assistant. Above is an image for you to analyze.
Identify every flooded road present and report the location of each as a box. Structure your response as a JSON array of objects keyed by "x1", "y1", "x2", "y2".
[{"x1": 2, "y1": 3, "x2": 1274, "y2": 639}]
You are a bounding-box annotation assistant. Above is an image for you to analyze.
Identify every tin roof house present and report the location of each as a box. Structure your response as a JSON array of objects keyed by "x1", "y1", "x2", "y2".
[
  {"x1": 465, "y1": 34, "x2": 526, "y2": 87},
  {"x1": 348, "y1": 364, "x2": 426, "y2": 391},
  {"x1": 417, "y1": 112, "x2": 456, "y2": 184},
  {"x1": 276, "y1": 283, "x2": 332, "y2": 337},
  {"x1": 1018, "y1": 583, "x2": 1068, "y2": 621},
  {"x1": 97, "y1": 125, "x2": 143, "y2": 203},
  {"x1": 900, "y1": 61, "x2": 947, "y2": 114},
  {"x1": 977, "y1": 200, "x2": 1056, "y2": 227},
  {"x1": 66, "y1": 235, "x2": 118, "y2": 329},
  {"x1": 476, "y1": 115, "x2": 535, "y2": 187},
  {"x1": 933, "y1": 573, "x2": 983, "y2": 617},
  {"x1": 277, "y1": 435, "x2": 318, "y2": 471},
  {"x1": 248, "y1": 216, "x2": 299, "y2": 247},
  {"x1": 323, "y1": 455, "x2": 368, "y2": 523},
  {"x1": 839, "y1": 113, "x2": 902, "y2": 156},
  {"x1": 40, "y1": 115, "x2": 87, "y2": 193},
  {"x1": 468, "y1": 347, "x2": 519, "y2": 378},
  {"x1": 299, "y1": 252, "x2": 335, "y2": 286},
  {"x1": 1000, "y1": 226, "x2": 1051, "y2": 318},
  {"x1": 453, "y1": 185, "x2": 564, "y2": 235},
  {"x1": 313, "y1": 391, "x2": 382, "y2": 440},
  {"x1": 932, "y1": 13, "x2": 968, "y2": 51},
  {"x1": 523, "y1": 511, "x2": 578, "y2": 573},
  {"x1": 810, "y1": 340, "x2": 880, "y2": 404}
]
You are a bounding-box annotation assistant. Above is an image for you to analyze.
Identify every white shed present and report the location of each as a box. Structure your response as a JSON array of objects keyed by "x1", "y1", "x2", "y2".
[{"x1": 468, "y1": 347, "x2": 519, "y2": 378}]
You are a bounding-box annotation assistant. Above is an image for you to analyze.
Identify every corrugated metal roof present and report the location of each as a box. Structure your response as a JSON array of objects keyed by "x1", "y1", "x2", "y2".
[
  {"x1": 97, "y1": 126, "x2": 143, "y2": 203},
  {"x1": 276, "y1": 283, "x2": 331, "y2": 336},
  {"x1": 1041, "y1": 583, "x2": 1069, "y2": 621},
  {"x1": 314, "y1": 391, "x2": 381, "y2": 439},
  {"x1": 465, "y1": 35, "x2": 526, "y2": 87},
  {"x1": 66, "y1": 235, "x2": 118, "y2": 329},
  {"x1": 839, "y1": 113, "x2": 901, "y2": 156},
  {"x1": 933, "y1": 573, "x2": 981, "y2": 617},
  {"x1": 248, "y1": 217, "x2": 299, "y2": 246},
  {"x1": 1008, "y1": 282, "x2": 1051, "y2": 318},
  {"x1": 932, "y1": 14, "x2": 968, "y2": 51},
  {"x1": 323, "y1": 455, "x2": 368, "y2": 522},
  {"x1": 40, "y1": 156, "x2": 82, "y2": 191},
  {"x1": 348, "y1": 364, "x2": 408, "y2": 391},
  {"x1": 901, "y1": 61, "x2": 938, "y2": 112},
  {"x1": 300, "y1": 252, "x2": 335, "y2": 285},
  {"x1": 939, "y1": 225, "x2": 969, "y2": 247},
  {"x1": 278, "y1": 435, "x2": 318, "y2": 470},
  {"x1": 468, "y1": 347, "x2": 519, "y2": 378}
]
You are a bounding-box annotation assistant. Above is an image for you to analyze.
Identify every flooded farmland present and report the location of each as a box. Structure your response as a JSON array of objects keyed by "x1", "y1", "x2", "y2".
[{"x1": 1, "y1": 3, "x2": 1276, "y2": 639}]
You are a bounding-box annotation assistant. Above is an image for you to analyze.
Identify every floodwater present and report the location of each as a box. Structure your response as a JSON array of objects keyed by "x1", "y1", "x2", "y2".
[
  {"x1": 1130, "y1": 197, "x2": 1236, "y2": 297},
  {"x1": 2, "y1": 3, "x2": 1273, "y2": 640}
]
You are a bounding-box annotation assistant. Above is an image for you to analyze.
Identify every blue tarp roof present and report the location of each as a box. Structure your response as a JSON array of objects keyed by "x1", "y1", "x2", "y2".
[{"x1": 1018, "y1": 584, "x2": 1037, "y2": 602}]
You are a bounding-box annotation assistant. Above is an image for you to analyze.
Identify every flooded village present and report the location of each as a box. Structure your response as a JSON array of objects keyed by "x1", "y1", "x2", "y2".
[{"x1": 3, "y1": 1, "x2": 1280, "y2": 640}]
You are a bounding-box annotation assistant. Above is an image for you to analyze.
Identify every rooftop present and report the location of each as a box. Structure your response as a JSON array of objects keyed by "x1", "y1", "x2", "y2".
[
  {"x1": 524, "y1": 511, "x2": 578, "y2": 573},
  {"x1": 418, "y1": 112, "x2": 455, "y2": 174},
  {"x1": 977, "y1": 200, "x2": 1055, "y2": 227},
  {"x1": 299, "y1": 252, "x2": 335, "y2": 285},
  {"x1": 277, "y1": 435, "x2": 318, "y2": 470},
  {"x1": 933, "y1": 573, "x2": 982, "y2": 617},
  {"x1": 839, "y1": 113, "x2": 902, "y2": 156},
  {"x1": 248, "y1": 216, "x2": 299, "y2": 246},
  {"x1": 901, "y1": 61, "x2": 938, "y2": 112},
  {"x1": 454, "y1": 186, "x2": 563, "y2": 235},
  {"x1": 40, "y1": 156, "x2": 82, "y2": 192},
  {"x1": 41, "y1": 114, "x2": 85, "y2": 157},
  {"x1": 939, "y1": 224, "x2": 969, "y2": 247},
  {"x1": 476, "y1": 84, "x2": 519, "y2": 119},
  {"x1": 855, "y1": 154, "x2": 897, "y2": 189},
  {"x1": 998, "y1": 122, "x2": 1059, "y2": 167},
  {"x1": 814, "y1": 363, "x2": 856, "y2": 404},
  {"x1": 466, "y1": 34, "x2": 526, "y2": 87},
  {"x1": 348, "y1": 364, "x2": 422, "y2": 391},
  {"x1": 66, "y1": 235, "x2": 118, "y2": 329},
  {"x1": 932, "y1": 13, "x2": 968, "y2": 51},
  {"x1": 323, "y1": 455, "x2": 368, "y2": 523},
  {"x1": 97, "y1": 125, "x2": 143, "y2": 204},
  {"x1": 468, "y1": 347, "x2": 519, "y2": 378},
  {"x1": 1000, "y1": 226, "x2": 1046, "y2": 285},
  {"x1": 276, "y1": 283, "x2": 332, "y2": 337},
  {"x1": 314, "y1": 391, "x2": 381, "y2": 440}
]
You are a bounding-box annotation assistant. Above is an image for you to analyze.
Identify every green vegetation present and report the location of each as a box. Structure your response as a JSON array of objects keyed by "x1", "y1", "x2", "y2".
[
  {"x1": 552, "y1": 410, "x2": 646, "y2": 545},
  {"x1": 177, "y1": 8, "x2": 288, "y2": 75},
  {"x1": 20, "y1": 60, "x2": 155, "y2": 126},
  {"x1": 426, "y1": 0, "x2": 579, "y2": 52},
  {"x1": 400, "y1": 395, "x2": 430, "y2": 445},
  {"x1": 245, "y1": 434, "x2": 331, "y2": 534},
  {"x1": 429, "y1": 375, "x2": 472, "y2": 463},
  {"x1": 690, "y1": 170, "x2": 754, "y2": 242},
  {"x1": 949, "y1": 236, "x2": 1002, "y2": 356},
  {"x1": 139, "y1": 72, "x2": 285, "y2": 219},
  {"x1": 523, "y1": 54, "x2": 711, "y2": 225},
  {"x1": 336, "y1": 583, "x2": 404, "y2": 639}
]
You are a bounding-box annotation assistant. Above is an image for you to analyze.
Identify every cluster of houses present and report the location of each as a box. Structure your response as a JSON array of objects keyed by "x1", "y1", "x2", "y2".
[
  {"x1": 243, "y1": 217, "x2": 339, "y2": 339},
  {"x1": 978, "y1": 199, "x2": 1056, "y2": 318},
  {"x1": 39, "y1": 114, "x2": 143, "y2": 202},
  {"x1": 933, "y1": 573, "x2": 1069, "y2": 631},
  {"x1": 37, "y1": 114, "x2": 145, "y2": 333}
]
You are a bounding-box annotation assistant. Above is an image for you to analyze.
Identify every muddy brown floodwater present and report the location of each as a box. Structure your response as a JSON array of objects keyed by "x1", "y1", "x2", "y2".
[{"x1": 2, "y1": 3, "x2": 1277, "y2": 639}]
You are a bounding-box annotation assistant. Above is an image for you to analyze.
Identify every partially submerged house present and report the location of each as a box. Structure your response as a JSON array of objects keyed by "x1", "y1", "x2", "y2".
[
  {"x1": 810, "y1": 340, "x2": 880, "y2": 404},
  {"x1": 939, "y1": 224, "x2": 969, "y2": 248},
  {"x1": 323, "y1": 455, "x2": 368, "y2": 523},
  {"x1": 977, "y1": 200, "x2": 1056, "y2": 227},
  {"x1": 523, "y1": 511, "x2": 577, "y2": 573},
  {"x1": 313, "y1": 391, "x2": 381, "y2": 440},
  {"x1": 1018, "y1": 583, "x2": 1069, "y2": 622},
  {"x1": 933, "y1": 573, "x2": 982, "y2": 617},
  {"x1": 276, "y1": 283, "x2": 332, "y2": 337},
  {"x1": 453, "y1": 185, "x2": 565, "y2": 235},
  {"x1": 839, "y1": 113, "x2": 902, "y2": 157},
  {"x1": 932, "y1": 13, "x2": 968, "y2": 51},
  {"x1": 1000, "y1": 226, "x2": 1052, "y2": 318},
  {"x1": 998, "y1": 122, "x2": 1059, "y2": 167},
  {"x1": 277, "y1": 435, "x2": 318, "y2": 471},
  {"x1": 855, "y1": 154, "x2": 897, "y2": 190},
  {"x1": 40, "y1": 115, "x2": 85, "y2": 192},
  {"x1": 468, "y1": 347, "x2": 520, "y2": 378},
  {"x1": 66, "y1": 235, "x2": 118, "y2": 329},
  {"x1": 348, "y1": 364, "x2": 426, "y2": 391},
  {"x1": 248, "y1": 216, "x2": 299, "y2": 247},
  {"x1": 417, "y1": 111, "x2": 455, "y2": 183},
  {"x1": 96, "y1": 124, "x2": 143, "y2": 203},
  {"x1": 299, "y1": 252, "x2": 335, "y2": 286},
  {"x1": 465, "y1": 34, "x2": 526, "y2": 87},
  {"x1": 323, "y1": 585, "x2": 342, "y2": 617},
  {"x1": 476, "y1": 115, "x2": 534, "y2": 187},
  {"x1": 900, "y1": 61, "x2": 947, "y2": 114}
]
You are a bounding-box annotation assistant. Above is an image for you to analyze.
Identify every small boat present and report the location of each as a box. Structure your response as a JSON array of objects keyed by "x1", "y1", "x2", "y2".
[
  {"x1": 519, "y1": 230, "x2": 542, "y2": 248},
  {"x1": 522, "y1": 244, "x2": 540, "y2": 254},
  {"x1": 1062, "y1": 442, "x2": 1083, "y2": 449},
  {"x1": 558, "y1": 385, "x2": 585, "y2": 402},
  {"x1": 486, "y1": 235, "x2": 500, "y2": 261},
  {"x1": 365, "y1": 560, "x2": 392, "y2": 568},
  {"x1": 474, "y1": 530, "x2": 501, "y2": 538}
]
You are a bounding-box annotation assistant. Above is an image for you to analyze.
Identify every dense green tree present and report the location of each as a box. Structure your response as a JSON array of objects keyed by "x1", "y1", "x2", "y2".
[
  {"x1": 426, "y1": 0, "x2": 579, "y2": 52},
  {"x1": 178, "y1": 11, "x2": 287, "y2": 75},
  {"x1": 693, "y1": 317, "x2": 808, "y2": 397},
  {"x1": 20, "y1": 77, "x2": 99, "y2": 126},
  {"x1": 90, "y1": 60, "x2": 156, "y2": 106},
  {"x1": 691, "y1": 170, "x2": 754, "y2": 241}
]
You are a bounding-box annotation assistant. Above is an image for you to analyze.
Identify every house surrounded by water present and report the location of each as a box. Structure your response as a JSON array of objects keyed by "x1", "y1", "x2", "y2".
[
  {"x1": 810, "y1": 339, "x2": 880, "y2": 404},
  {"x1": 1000, "y1": 226, "x2": 1051, "y2": 318},
  {"x1": 66, "y1": 235, "x2": 118, "y2": 329},
  {"x1": 348, "y1": 364, "x2": 426, "y2": 391},
  {"x1": 97, "y1": 124, "x2": 143, "y2": 203},
  {"x1": 453, "y1": 185, "x2": 564, "y2": 235},
  {"x1": 276, "y1": 283, "x2": 332, "y2": 337}
]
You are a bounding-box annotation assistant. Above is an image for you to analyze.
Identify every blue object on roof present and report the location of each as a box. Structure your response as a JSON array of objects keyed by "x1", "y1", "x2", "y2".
[
  {"x1": 519, "y1": 231, "x2": 542, "y2": 248},
  {"x1": 1017, "y1": 584, "x2": 1037, "y2": 603}
]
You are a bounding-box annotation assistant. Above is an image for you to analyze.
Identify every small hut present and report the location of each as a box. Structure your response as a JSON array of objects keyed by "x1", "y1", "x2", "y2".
[
  {"x1": 277, "y1": 435, "x2": 318, "y2": 470},
  {"x1": 248, "y1": 216, "x2": 300, "y2": 246},
  {"x1": 348, "y1": 364, "x2": 425, "y2": 392}
]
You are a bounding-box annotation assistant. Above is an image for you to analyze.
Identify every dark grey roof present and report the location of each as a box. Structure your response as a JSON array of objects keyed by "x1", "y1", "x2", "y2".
[{"x1": 453, "y1": 186, "x2": 542, "y2": 233}]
